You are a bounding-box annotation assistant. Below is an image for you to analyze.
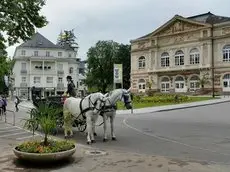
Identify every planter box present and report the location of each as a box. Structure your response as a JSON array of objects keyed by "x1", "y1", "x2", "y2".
[{"x1": 13, "y1": 144, "x2": 76, "y2": 162}]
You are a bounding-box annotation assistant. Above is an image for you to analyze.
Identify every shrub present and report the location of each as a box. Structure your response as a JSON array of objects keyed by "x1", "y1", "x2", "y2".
[{"x1": 16, "y1": 140, "x2": 75, "y2": 153}]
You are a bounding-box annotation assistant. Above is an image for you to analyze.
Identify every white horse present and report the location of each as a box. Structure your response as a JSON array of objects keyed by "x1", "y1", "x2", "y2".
[
  {"x1": 97, "y1": 88, "x2": 132, "y2": 142},
  {"x1": 63, "y1": 92, "x2": 105, "y2": 144}
]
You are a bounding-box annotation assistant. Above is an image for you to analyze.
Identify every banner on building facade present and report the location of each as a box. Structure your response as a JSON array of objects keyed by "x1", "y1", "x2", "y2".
[{"x1": 113, "y1": 64, "x2": 123, "y2": 84}]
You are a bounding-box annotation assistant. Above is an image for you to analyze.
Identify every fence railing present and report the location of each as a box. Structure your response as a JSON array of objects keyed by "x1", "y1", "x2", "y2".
[{"x1": 0, "y1": 108, "x2": 15, "y2": 126}]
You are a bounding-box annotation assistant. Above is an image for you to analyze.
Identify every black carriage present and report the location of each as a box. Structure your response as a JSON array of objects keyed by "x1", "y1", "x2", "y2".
[{"x1": 31, "y1": 95, "x2": 87, "y2": 132}]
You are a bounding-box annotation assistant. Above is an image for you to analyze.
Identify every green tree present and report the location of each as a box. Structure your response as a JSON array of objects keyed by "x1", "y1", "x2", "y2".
[
  {"x1": 199, "y1": 73, "x2": 210, "y2": 89},
  {"x1": 86, "y1": 40, "x2": 119, "y2": 93},
  {"x1": 0, "y1": 0, "x2": 48, "y2": 48},
  {"x1": 57, "y1": 30, "x2": 79, "y2": 52},
  {"x1": 86, "y1": 41, "x2": 131, "y2": 93},
  {"x1": 114, "y1": 44, "x2": 131, "y2": 89}
]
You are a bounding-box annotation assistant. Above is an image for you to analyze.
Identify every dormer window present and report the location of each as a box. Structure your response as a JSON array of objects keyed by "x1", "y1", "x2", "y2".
[
  {"x1": 58, "y1": 52, "x2": 62, "y2": 57},
  {"x1": 46, "y1": 51, "x2": 50, "y2": 57}
]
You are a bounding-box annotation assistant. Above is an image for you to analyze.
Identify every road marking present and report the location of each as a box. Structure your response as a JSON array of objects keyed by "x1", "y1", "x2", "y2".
[
  {"x1": 0, "y1": 132, "x2": 28, "y2": 138},
  {"x1": 16, "y1": 135, "x2": 38, "y2": 140},
  {"x1": 0, "y1": 128, "x2": 21, "y2": 133},
  {"x1": 123, "y1": 116, "x2": 230, "y2": 157}
]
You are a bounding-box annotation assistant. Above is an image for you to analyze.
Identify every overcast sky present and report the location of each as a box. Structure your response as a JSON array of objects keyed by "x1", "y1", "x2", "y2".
[{"x1": 6, "y1": 0, "x2": 230, "y2": 59}]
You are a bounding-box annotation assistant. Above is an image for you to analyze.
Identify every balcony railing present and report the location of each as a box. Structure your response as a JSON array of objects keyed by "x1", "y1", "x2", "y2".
[
  {"x1": 20, "y1": 83, "x2": 28, "y2": 87},
  {"x1": 20, "y1": 69, "x2": 27, "y2": 74}
]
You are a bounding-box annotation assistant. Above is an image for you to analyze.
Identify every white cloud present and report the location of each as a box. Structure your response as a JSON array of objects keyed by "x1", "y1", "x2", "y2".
[{"x1": 6, "y1": 0, "x2": 230, "y2": 59}]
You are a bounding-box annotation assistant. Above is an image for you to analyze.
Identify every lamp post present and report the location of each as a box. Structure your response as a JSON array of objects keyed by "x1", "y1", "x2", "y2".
[{"x1": 211, "y1": 20, "x2": 215, "y2": 98}]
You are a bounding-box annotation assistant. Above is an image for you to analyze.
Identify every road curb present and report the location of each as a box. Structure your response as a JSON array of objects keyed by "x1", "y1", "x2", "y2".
[
  {"x1": 155, "y1": 99, "x2": 230, "y2": 113},
  {"x1": 117, "y1": 98, "x2": 230, "y2": 115}
]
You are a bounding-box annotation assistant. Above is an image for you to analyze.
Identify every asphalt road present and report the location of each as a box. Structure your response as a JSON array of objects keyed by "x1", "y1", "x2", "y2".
[{"x1": 10, "y1": 101, "x2": 230, "y2": 165}]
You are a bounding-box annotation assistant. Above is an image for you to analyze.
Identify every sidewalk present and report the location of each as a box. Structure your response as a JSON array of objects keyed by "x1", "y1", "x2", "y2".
[
  {"x1": 0, "y1": 143, "x2": 229, "y2": 172},
  {"x1": 116, "y1": 97, "x2": 230, "y2": 115}
]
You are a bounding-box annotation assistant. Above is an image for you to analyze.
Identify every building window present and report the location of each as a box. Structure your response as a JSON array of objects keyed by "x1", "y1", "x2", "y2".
[
  {"x1": 46, "y1": 77, "x2": 53, "y2": 84},
  {"x1": 21, "y1": 77, "x2": 26, "y2": 83},
  {"x1": 58, "y1": 63, "x2": 63, "y2": 70},
  {"x1": 58, "y1": 77, "x2": 63, "y2": 83},
  {"x1": 161, "y1": 52, "x2": 170, "y2": 67},
  {"x1": 161, "y1": 77, "x2": 170, "y2": 92},
  {"x1": 34, "y1": 77, "x2": 41, "y2": 84},
  {"x1": 34, "y1": 51, "x2": 38, "y2": 56},
  {"x1": 175, "y1": 50, "x2": 184, "y2": 66},
  {"x1": 69, "y1": 53, "x2": 72, "y2": 57},
  {"x1": 223, "y1": 45, "x2": 230, "y2": 62},
  {"x1": 69, "y1": 67, "x2": 73, "y2": 74},
  {"x1": 190, "y1": 48, "x2": 200, "y2": 64},
  {"x1": 58, "y1": 52, "x2": 62, "y2": 57},
  {"x1": 138, "y1": 56, "x2": 145, "y2": 69},
  {"x1": 138, "y1": 79, "x2": 146, "y2": 91},
  {"x1": 189, "y1": 75, "x2": 200, "y2": 92},
  {"x1": 21, "y1": 50, "x2": 26, "y2": 56},
  {"x1": 21, "y1": 62, "x2": 26, "y2": 70},
  {"x1": 46, "y1": 51, "x2": 50, "y2": 57}
]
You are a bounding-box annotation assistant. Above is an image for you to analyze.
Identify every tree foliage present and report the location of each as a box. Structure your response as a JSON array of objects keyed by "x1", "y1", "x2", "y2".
[
  {"x1": 86, "y1": 40, "x2": 131, "y2": 93},
  {"x1": 57, "y1": 30, "x2": 79, "y2": 52}
]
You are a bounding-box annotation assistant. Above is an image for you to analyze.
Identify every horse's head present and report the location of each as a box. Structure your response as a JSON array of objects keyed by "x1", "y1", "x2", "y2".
[
  {"x1": 121, "y1": 88, "x2": 132, "y2": 110},
  {"x1": 90, "y1": 93, "x2": 106, "y2": 114}
]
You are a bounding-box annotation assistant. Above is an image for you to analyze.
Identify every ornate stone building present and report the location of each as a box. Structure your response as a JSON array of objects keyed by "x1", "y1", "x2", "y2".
[{"x1": 130, "y1": 12, "x2": 230, "y2": 94}]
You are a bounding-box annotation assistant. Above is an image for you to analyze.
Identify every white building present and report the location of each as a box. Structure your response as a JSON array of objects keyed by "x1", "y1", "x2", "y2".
[{"x1": 12, "y1": 32, "x2": 83, "y2": 99}]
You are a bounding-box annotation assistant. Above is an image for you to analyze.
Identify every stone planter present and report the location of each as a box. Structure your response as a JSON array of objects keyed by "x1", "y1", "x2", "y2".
[{"x1": 13, "y1": 144, "x2": 76, "y2": 162}]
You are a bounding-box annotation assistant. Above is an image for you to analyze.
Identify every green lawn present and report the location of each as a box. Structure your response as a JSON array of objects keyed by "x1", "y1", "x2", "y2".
[{"x1": 117, "y1": 96, "x2": 218, "y2": 110}]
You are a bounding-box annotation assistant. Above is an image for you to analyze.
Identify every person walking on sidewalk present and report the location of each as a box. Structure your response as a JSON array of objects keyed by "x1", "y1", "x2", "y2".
[
  {"x1": 65, "y1": 76, "x2": 76, "y2": 97},
  {"x1": 14, "y1": 96, "x2": 20, "y2": 112},
  {"x1": 2, "y1": 96, "x2": 7, "y2": 115}
]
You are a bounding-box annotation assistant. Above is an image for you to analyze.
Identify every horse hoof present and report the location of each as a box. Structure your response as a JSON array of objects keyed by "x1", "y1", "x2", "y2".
[
  {"x1": 64, "y1": 136, "x2": 68, "y2": 139},
  {"x1": 112, "y1": 137, "x2": 117, "y2": 141},
  {"x1": 87, "y1": 141, "x2": 91, "y2": 145},
  {"x1": 103, "y1": 138, "x2": 108, "y2": 142},
  {"x1": 91, "y1": 140, "x2": 96, "y2": 143},
  {"x1": 94, "y1": 132, "x2": 97, "y2": 136}
]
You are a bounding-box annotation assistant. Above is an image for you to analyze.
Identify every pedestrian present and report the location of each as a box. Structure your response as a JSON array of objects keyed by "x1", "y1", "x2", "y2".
[
  {"x1": 1, "y1": 96, "x2": 7, "y2": 115},
  {"x1": 14, "y1": 96, "x2": 20, "y2": 112},
  {"x1": 65, "y1": 76, "x2": 76, "y2": 97},
  {"x1": 0, "y1": 96, "x2": 3, "y2": 115}
]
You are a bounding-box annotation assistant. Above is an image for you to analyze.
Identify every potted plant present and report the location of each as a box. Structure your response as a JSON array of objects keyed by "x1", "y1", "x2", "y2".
[{"x1": 13, "y1": 103, "x2": 76, "y2": 162}]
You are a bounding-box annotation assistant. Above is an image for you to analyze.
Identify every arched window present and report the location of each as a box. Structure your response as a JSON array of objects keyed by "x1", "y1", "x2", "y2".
[
  {"x1": 175, "y1": 50, "x2": 184, "y2": 66},
  {"x1": 190, "y1": 48, "x2": 200, "y2": 64},
  {"x1": 223, "y1": 45, "x2": 230, "y2": 62},
  {"x1": 161, "y1": 77, "x2": 170, "y2": 92},
  {"x1": 161, "y1": 52, "x2": 170, "y2": 67},
  {"x1": 138, "y1": 56, "x2": 145, "y2": 69},
  {"x1": 223, "y1": 73, "x2": 230, "y2": 90},
  {"x1": 175, "y1": 76, "x2": 184, "y2": 81},
  {"x1": 190, "y1": 75, "x2": 200, "y2": 92}
]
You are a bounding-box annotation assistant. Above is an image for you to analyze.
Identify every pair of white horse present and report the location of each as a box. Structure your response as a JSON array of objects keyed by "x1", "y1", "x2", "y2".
[{"x1": 63, "y1": 88, "x2": 132, "y2": 144}]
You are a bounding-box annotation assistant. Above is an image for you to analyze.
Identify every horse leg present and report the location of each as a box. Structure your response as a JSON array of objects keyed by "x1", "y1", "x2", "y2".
[
  {"x1": 103, "y1": 114, "x2": 108, "y2": 142},
  {"x1": 86, "y1": 115, "x2": 93, "y2": 144},
  {"x1": 92, "y1": 114, "x2": 98, "y2": 137},
  {"x1": 110, "y1": 113, "x2": 116, "y2": 141}
]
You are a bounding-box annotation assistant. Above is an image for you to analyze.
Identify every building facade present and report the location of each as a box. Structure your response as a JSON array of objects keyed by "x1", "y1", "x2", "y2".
[
  {"x1": 130, "y1": 12, "x2": 230, "y2": 94},
  {"x1": 12, "y1": 32, "x2": 85, "y2": 99}
]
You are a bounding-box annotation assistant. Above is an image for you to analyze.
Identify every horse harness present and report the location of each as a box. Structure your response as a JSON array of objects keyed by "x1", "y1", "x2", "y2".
[{"x1": 75, "y1": 95, "x2": 104, "y2": 120}]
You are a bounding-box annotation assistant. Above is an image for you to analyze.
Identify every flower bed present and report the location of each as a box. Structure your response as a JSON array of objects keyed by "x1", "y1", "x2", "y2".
[{"x1": 16, "y1": 140, "x2": 75, "y2": 154}]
